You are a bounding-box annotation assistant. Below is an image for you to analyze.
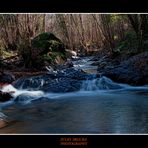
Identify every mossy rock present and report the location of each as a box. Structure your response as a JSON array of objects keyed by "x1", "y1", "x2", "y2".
[
  {"x1": 42, "y1": 52, "x2": 66, "y2": 63},
  {"x1": 31, "y1": 32, "x2": 66, "y2": 55},
  {"x1": 22, "y1": 33, "x2": 67, "y2": 69}
]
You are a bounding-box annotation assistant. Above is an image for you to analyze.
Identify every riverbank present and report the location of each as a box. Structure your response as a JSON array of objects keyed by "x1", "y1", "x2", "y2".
[{"x1": 95, "y1": 51, "x2": 148, "y2": 86}]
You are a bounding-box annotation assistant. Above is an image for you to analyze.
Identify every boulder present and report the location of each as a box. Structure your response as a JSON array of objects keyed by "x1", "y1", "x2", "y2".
[
  {"x1": 0, "y1": 91, "x2": 13, "y2": 102},
  {"x1": 13, "y1": 74, "x2": 52, "y2": 90},
  {"x1": 31, "y1": 32, "x2": 66, "y2": 56},
  {"x1": 102, "y1": 52, "x2": 148, "y2": 86},
  {"x1": 20, "y1": 32, "x2": 66, "y2": 68},
  {"x1": 41, "y1": 78, "x2": 82, "y2": 93},
  {"x1": 65, "y1": 49, "x2": 77, "y2": 59},
  {"x1": 56, "y1": 68, "x2": 94, "y2": 80},
  {"x1": 13, "y1": 67, "x2": 97, "y2": 93},
  {"x1": 31, "y1": 32, "x2": 66, "y2": 68}
]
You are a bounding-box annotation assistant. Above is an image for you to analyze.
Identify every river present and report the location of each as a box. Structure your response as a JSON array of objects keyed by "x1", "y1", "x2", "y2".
[{"x1": 0, "y1": 56, "x2": 148, "y2": 134}]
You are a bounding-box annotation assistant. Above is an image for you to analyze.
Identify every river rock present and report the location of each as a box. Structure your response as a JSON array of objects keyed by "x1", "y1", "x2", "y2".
[
  {"x1": 13, "y1": 74, "x2": 52, "y2": 90},
  {"x1": 65, "y1": 49, "x2": 78, "y2": 59},
  {"x1": 56, "y1": 67, "x2": 96, "y2": 80},
  {"x1": 64, "y1": 59, "x2": 74, "y2": 68},
  {"x1": 41, "y1": 77, "x2": 82, "y2": 93},
  {"x1": 13, "y1": 71, "x2": 84, "y2": 93},
  {"x1": 31, "y1": 32, "x2": 66, "y2": 54},
  {"x1": 13, "y1": 67, "x2": 97, "y2": 93},
  {"x1": 0, "y1": 91, "x2": 13, "y2": 102},
  {"x1": 0, "y1": 72, "x2": 15, "y2": 84},
  {"x1": 96, "y1": 76, "x2": 124, "y2": 90},
  {"x1": 102, "y1": 52, "x2": 148, "y2": 85}
]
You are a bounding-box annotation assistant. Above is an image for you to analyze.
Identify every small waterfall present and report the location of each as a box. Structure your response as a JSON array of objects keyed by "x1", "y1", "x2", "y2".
[
  {"x1": 81, "y1": 76, "x2": 125, "y2": 91},
  {"x1": 81, "y1": 79, "x2": 99, "y2": 91}
]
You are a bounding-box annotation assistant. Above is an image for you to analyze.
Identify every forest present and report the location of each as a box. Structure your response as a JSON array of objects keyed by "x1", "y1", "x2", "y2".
[
  {"x1": 0, "y1": 14, "x2": 148, "y2": 133},
  {"x1": 0, "y1": 14, "x2": 148, "y2": 83}
]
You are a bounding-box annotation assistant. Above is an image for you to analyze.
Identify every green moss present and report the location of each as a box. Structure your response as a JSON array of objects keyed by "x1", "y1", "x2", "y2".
[
  {"x1": 28, "y1": 33, "x2": 66, "y2": 68},
  {"x1": 42, "y1": 54, "x2": 52, "y2": 62},
  {"x1": 42, "y1": 51, "x2": 66, "y2": 63},
  {"x1": 31, "y1": 32, "x2": 65, "y2": 54},
  {"x1": 114, "y1": 31, "x2": 138, "y2": 54},
  {"x1": 32, "y1": 33, "x2": 50, "y2": 49},
  {"x1": 0, "y1": 50, "x2": 15, "y2": 60},
  {"x1": 48, "y1": 40, "x2": 63, "y2": 51}
]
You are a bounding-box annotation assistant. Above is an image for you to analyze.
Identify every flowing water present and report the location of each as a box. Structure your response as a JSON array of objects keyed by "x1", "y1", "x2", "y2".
[{"x1": 0, "y1": 56, "x2": 148, "y2": 134}]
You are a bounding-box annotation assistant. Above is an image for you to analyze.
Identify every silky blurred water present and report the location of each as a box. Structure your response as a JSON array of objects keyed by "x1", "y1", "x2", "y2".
[
  {"x1": 0, "y1": 89, "x2": 148, "y2": 134},
  {"x1": 0, "y1": 56, "x2": 148, "y2": 134}
]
